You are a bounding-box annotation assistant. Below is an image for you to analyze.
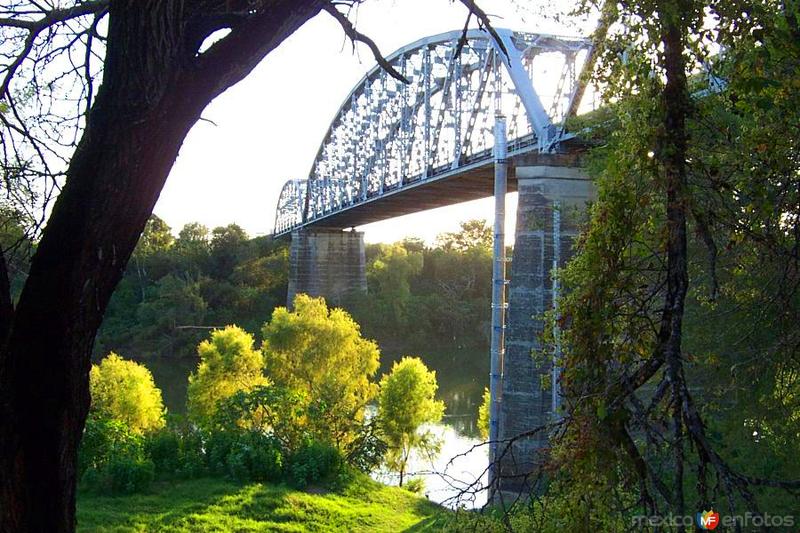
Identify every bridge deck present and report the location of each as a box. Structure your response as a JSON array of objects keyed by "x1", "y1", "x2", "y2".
[{"x1": 283, "y1": 148, "x2": 585, "y2": 233}]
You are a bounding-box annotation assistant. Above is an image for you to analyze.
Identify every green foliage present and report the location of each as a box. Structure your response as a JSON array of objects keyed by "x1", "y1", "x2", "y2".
[
  {"x1": 347, "y1": 224, "x2": 492, "y2": 348},
  {"x1": 224, "y1": 432, "x2": 284, "y2": 483},
  {"x1": 343, "y1": 420, "x2": 388, "y2": 474},
  {"x1": 262, "y1": 294, "x2": 380, "y2": 447},
  {"x1": 96, "y1": 217, "x2": 289, "y2": 359},
  {"x1": 477, "y1": 387, "x2": 490, "y2": 441},
  {"x1": 79, "y1": 417, "x2": 155, "y2": 495},
  {"x1": 435, "y1": 219, "x2": 492, "y2": 252},
  {"x1": 187, "y1": 326, "x2": 268, "y2": 425},
  {"x1": 287, "y1": 439, "x2": 343, "y2": 488},
  {"x1": 210, "y1": 224, "x2": 249, "y2": 279},
  {"x1": 446, "y1": 480, "x2": 632, "y2": 533},
  {"x1": 366, "y1": 243, "x2": 423, "y2": 328},
  {"x1": 212, "y1": 384, "x2": 307, "y2": 450},
  {"x1": 545, "y1": 0, "x2": 800, "y2": 522},
  {"x1": 89, "y1": 353, "x2": 166, "y2": 434},
  {"x1": 104, "y1": 456, "x2": 156, "y2": 495},
  {"x1": 403, "y1": 477, "x2": 425, "y2": 495},
  {"x1": 144, "y1": 427, "x2": 181, "y2": 476},
  {"x1": 79, "y1": 417, "x2": 145, "y2": 476},
  {"x1": 134, "y1": 214, "x2": 174, "y2": 257},
  {"x1": 378, "y1": 357, "x2": 444, "y2": 486},
  {"x1": 132, "y1": 274, "x2": 208, "y2": 356}
]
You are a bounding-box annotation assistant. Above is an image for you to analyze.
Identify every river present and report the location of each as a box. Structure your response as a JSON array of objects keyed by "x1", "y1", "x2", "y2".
[{"x1": 136, "y1": 344, "x2": 490, "y2": 508}]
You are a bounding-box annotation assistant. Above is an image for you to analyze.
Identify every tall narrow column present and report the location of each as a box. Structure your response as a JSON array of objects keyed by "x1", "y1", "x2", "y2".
[
  {"x1": 488, "y1": 115, "x2": 507, "y2": 499},
  {"x1": 497, "y1": 165, "x2": 594, "y2": 497}
]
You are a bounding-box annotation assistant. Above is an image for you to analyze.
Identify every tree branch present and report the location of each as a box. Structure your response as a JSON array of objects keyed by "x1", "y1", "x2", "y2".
[
  {"x1": 457, "y1": 0, "x2": 507, "y2": 57},
  {"x1": 322, "y1": 3, "x2": 409, "y2": 84}
]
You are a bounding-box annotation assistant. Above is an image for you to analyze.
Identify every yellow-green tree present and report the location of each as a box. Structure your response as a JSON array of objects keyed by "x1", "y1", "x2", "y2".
[
  {"x1": 378, "y1": 356, "x2": 445, "y2": 486},
  {"x1": 477, "y1": 387, "x2": 490, "y2": 441},
  {"x1": 262, "y1": 294, "x2": 380, "y2": 447},
  {"x1": 187, "y1": 325, "x2": 267, "y2": 424},
  {"x1": 89, "y1": 353, "x2": 165, "y2": 434}
]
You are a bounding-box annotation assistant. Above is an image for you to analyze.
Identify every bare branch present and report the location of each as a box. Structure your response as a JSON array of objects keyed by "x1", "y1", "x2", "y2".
[
  {"x1": 322, "y1": 4, "x2": 409, "y2": 84},
  {"x1": 0, "y1": 1, "x2": 108, "y2": 98}
]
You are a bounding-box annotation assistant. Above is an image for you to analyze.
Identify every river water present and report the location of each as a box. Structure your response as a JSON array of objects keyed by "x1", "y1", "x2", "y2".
[{"x1": 137, "y1": 344, "x2": 490, "y2": 508}]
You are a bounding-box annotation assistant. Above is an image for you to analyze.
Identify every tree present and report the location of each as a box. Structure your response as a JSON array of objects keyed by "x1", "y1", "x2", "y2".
[
  {"x1": 377, "y1": 356, "x2": 444, "y2": 486},
  {"x1": 209, "y1": 223, "x2": 249, "y2": 279},
  {"x1": 0, "y1": 1, "x2": 501, "y2": 527},
  {"x1": 134, "y1": 215, "x2": 174, "y2": 258},
  {"x1": 367, "y1": 244, "x2": 423, "y2": 329},
  {"x1": 543, "y1": 0, "x2": 800, "y2": 527},
  {"x1": 477, "y1": 387, "x2": 490, "y2": 441},
  {"x1": 89, "y1": 353, "x2": 165, "y2": 434},
  {"x1": 261, "y1": 294, "x2": 380, "y2": 447},
  {"x1": 187, "y1": 326, "x2": 267, "y2": 425},
  {"x1": 174, "y1": 223, "x2": 211, "y2": 278},
  {"x1": 435, "y1": 219, "x2": 492, "y2": 252}
]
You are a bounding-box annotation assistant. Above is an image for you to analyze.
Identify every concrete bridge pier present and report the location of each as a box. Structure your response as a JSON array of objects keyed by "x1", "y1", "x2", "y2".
[
  {"x1": 287, "y1": 228, "x2": 367, "y2": 308},
  {"x1": 498, "y1": 165, "x2": 594, "y2": 495}
]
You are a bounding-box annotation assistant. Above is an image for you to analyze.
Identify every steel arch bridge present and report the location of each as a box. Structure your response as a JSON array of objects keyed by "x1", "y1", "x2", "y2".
[{"x1": 274, "y1": 28, "x2": 592, "y2": 236}]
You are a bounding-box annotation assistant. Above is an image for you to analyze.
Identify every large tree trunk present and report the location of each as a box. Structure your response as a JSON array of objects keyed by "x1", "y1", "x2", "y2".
[
  {"x1": 0, "y1": 1, "x2": 320, "y2": 531},
  {"x1": 658, "y1": 0, "x2": 690, "y2": 524}
]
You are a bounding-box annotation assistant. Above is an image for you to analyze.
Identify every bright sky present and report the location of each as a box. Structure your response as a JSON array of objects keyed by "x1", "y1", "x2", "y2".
[{"x1": 154, "y1": 0, "x2": 589, "y2": 244}]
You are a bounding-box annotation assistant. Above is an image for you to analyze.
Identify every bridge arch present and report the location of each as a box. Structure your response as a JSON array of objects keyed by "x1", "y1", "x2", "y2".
[{"x1": 274, "y1": 28, "x2": 592, "y2": 236}]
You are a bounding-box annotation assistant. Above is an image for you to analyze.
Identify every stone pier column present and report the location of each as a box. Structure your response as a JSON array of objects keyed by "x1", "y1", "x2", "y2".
[
  {"x1": 287, "y1": 228, "x2": 367, "y2": 307},
  {"x1": 498, "y1": 166, "x2": 594, "y2": 495}
]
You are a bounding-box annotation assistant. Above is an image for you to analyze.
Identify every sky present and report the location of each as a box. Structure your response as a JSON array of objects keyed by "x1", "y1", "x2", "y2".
[{"x1": 153, "y1": 0, "x2": 590, "y2": 244}]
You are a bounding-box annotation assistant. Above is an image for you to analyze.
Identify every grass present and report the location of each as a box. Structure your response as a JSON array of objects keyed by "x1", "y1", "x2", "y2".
[{"x1": 77, "y1": 476, "x2": 448, "y2": 532}]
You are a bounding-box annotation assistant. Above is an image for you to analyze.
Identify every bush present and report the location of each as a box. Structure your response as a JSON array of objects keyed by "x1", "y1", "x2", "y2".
[
  {"x1": 80, "y1": 417, "x2": 155, "y2": 495},
  {"x1": 344, "y1": 420, "x2": 387, "y2": 474},
  {"x1": 107, "y1": 456, "x2": 156, "y2": 494},
  {"x1": 404, "y1": 477, "x2": 425, "y2": 494},
  {"x1": 82, "y1": 456, "x2": 155, "y2": 495},
  {"x1": 288, "y1": 440, "x2": 342, "y2": 488},
  {"x1": 79, "y1": 417, "x2": 144, "y2": 476},
  {"x1": 203, "y1": 428, "x2": 285, "y2": 482},
  {"x1": 227, "y1": 433, "x2": 284, "y2": 482},
  {"x1": 145, "y1": 428, "x2": 181, "y2": 477}
]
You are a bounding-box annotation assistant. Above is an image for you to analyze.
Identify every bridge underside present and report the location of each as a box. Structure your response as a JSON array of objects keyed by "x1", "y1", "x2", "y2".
[{"x1": 284, "y1": 150, "x2": 584, "y2": 231}]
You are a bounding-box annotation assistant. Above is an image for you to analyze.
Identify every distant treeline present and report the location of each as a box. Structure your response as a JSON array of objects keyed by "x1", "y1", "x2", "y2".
[{"x1": 96, "y1": 217, "x2": 496, "y2": 359}]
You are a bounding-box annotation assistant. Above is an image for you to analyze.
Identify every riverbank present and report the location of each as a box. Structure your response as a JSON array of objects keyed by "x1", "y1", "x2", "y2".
[{"x1": 77, "y1": 476, "x2": 446, "y2": 532}]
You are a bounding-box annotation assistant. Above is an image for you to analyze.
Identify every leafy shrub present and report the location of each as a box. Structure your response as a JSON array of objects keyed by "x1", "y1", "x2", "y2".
[
  {"x1": 79, "y1": 417, "x2": 144, "y2": 476},
  {"x1": 80, "y1": 416, "x2": 155, "y2": 494},
  {"x1": 213, "y1": 384, "x2": 307, "y2": 450},
  {"x1": 344, "y1": 420, "x2": 387, "y2": 474},
  {"x1": 288, "y1": 439, "x2": 342, "y2": 488},
  {"x1": 175, "y1": 426, "x2": 207, "y2": 478},
  {"x1": 226, "y1": 432, "x2": 284, "y2": 482},
  {"x1": 145, "y1": 427, "x2": 181, "y2": 476},
  {"x1": 204, "y1": 429, "x2": 239, "y2": 476},
  {"x1": 203, "y1": 428, "x2": 285, "y2": 482},
  {"x1": 404, "y1": 477, "x2": 425, "y2": 494},
  {"x1": 106, "y1": 456, "x2": 156, "y2": 494}
]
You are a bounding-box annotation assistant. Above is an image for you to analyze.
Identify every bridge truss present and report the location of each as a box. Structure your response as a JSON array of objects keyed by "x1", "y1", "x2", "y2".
[{"x1": 274, "y1": 28, "x2": 592, "y2": 236}]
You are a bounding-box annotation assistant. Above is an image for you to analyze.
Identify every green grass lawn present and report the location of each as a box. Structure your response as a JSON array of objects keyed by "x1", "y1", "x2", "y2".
[{"x1": 77, "y1": 476, "x2": 448, "y2": 532}]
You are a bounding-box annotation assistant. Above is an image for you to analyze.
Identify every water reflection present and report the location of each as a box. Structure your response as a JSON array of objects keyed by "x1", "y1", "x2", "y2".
[{"x1": 374, "y1": 424, "x2": 489, "y2": 508}]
